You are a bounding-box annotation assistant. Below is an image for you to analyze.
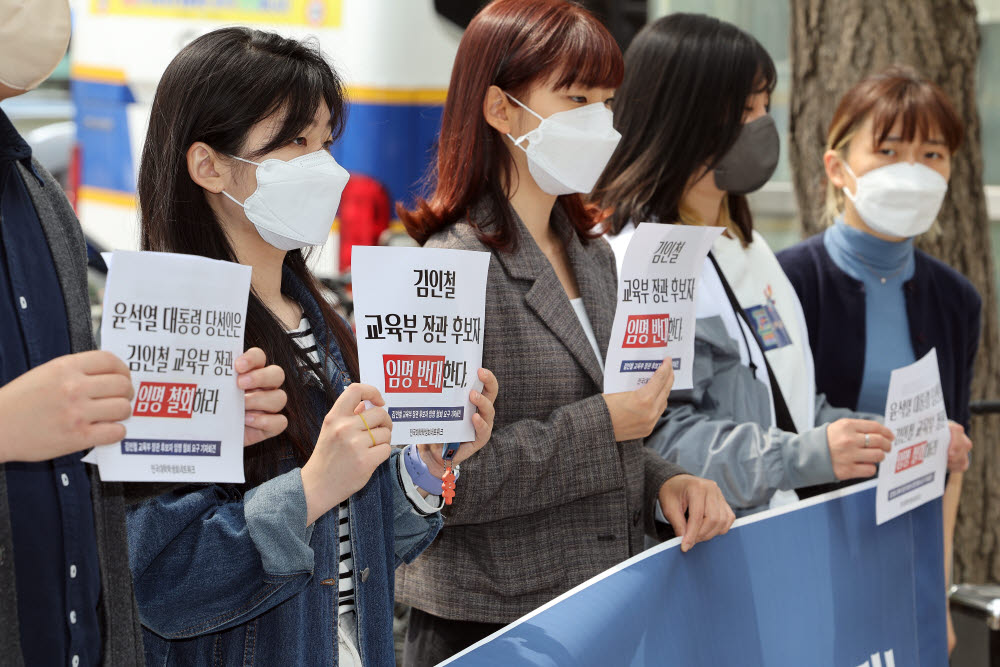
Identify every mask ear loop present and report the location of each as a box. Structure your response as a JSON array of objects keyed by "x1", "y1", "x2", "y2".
[
  {"x1": 220, "y1": 154, "x2": 263, "y2": 207},
  {"x1": 839, "y1": 159, "x2": 860, "y2": 203},
  {"x1": 503, "y1": 92, "x2": 545, "y2": 150},
  {"x1": 507, "y1": 133, "x2": 530, "y2": 151},
  {"x1": 220, "y1": 190, "x2": 247, "y2": 207}
]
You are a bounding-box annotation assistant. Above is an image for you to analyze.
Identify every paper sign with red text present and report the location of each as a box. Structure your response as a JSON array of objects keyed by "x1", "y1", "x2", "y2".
[
  {"x1": 352, "y1": 246, "x2": 489, "y2": 444},
  {"x1": 605, "y1": 224, "x2": 723, "y2": 392},
  {"x1": 86, "y1": 251, "x2": 251, "y2": 483},
  {"x1": 876, "y1": 349, "x2": 950, "y2": 525}
]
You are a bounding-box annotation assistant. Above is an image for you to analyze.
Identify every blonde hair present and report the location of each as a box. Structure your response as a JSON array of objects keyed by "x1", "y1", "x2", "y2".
[
  {"x1": 822, "y1": 123, "x2": 856, "y2": 227},
  {"x1": 821, "y1": 66, "x2": 962, "y2": 228}
]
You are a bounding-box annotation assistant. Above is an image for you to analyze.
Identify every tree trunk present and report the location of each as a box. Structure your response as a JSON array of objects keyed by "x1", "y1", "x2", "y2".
[{"x1": 789, "y1": 0, "x2": 1000, "y2": 585}]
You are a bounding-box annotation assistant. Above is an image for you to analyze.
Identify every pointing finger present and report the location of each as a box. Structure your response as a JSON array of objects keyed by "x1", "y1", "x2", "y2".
[{"x1": 682, "y1": 486, "x2": 705, "y2": 553}]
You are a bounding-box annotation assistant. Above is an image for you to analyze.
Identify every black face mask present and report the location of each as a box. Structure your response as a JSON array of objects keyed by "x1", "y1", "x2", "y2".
[{"x1": 713, "y1": 115, "x2": 780, "y2": 195}]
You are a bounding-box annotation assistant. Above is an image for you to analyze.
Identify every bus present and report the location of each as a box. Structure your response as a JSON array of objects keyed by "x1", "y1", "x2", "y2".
[{"x1": 70, "y1": 0, "x2": 464, "y2": 277}]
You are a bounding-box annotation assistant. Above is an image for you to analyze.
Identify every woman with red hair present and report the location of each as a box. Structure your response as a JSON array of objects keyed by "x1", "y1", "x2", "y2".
[{"x1": 397, "y1": 1, "x2": 734, "y2": 663}]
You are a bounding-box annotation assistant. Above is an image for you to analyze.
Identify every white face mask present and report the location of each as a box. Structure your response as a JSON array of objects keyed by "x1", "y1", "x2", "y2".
[
  {"x1": 842, "y1": 161, "x2": 948, "y2": 238},
  {"x1": 0, "y1": 0, "x2": 72, "y2": 91},
  {"x1": 223, "y1": 150, "x2": 350, "y2": 251},
  {"x1": 505, "y1": 94, "x2": 621, "y2": 196}
]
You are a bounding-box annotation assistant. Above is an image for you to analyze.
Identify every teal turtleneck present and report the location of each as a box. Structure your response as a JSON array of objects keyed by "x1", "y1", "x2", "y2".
[{"x1": 823, "y1": 219, "x2": 916, "y2": 414}]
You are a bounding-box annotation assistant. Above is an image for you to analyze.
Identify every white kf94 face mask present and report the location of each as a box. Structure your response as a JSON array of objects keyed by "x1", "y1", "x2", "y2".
[
  {"x1": 223, "y1": 149, "x2": 351, "y2": 251},
  {"x1": 505, "y1": 94, "x2": 622, "y2": 196},
  {"x1": 0, "y1": 0, "x2": 71, "y2": 91},
  {"x1": 842, "y1": 161, "x2": 948, "y2": 238}
]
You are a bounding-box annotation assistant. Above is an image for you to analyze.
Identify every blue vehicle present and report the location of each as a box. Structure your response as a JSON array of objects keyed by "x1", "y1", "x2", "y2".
[{"x1": 69, "y1": 0, "x2": 465, "y2": 277}]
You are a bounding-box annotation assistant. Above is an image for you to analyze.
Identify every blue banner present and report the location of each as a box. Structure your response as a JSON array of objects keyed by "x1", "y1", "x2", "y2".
[{"x1": 442, "y1": 483, "x2": 946, "y2": 667}]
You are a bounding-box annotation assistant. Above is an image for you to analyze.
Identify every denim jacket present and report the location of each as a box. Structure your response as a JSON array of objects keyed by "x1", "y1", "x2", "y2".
[{"x1": 126, "y1": 270, "x2": 442, "y2": 666}]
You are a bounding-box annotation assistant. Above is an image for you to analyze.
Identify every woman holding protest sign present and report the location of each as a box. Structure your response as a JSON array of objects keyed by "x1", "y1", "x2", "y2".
[
  {"x1": 124, "y1": 27, "x2": 498, "y2": 666},
  {"x1": 398, "y1": 1, "x2": 734, "y2": 663},
  {"x1": 775, "y1": 67, "x2": 977, "y2": 652},
  {"x1": 592, "y1": 13, "x2": 898, "y2": 515}
]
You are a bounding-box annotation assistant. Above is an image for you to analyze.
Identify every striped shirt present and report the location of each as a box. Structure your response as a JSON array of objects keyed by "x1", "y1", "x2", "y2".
[
  {"x1": 336, "y1": 502, "x2": 355, "y2": 616},
  {"x1": 288, "y1": 316, "x2": 356, "y2": 616}
]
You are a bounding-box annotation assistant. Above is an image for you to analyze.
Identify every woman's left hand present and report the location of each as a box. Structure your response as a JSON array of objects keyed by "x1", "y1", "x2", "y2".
[
  {"x1": 946, "y1": 421, "x2": 972, "y2": 473},
  {"x1": 417, "y1": 368, "x2": 498, "y2": 476},
  {"x1": 658, "y1": 475, "x2": 735, "y2": 553},
  {"x1": 236, "y1": 347, "x2": 288, "y2": 447}
]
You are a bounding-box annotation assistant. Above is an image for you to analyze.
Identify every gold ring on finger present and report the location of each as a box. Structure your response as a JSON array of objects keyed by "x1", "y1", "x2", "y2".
[{"x1": 358, "y1": 413, "x2": 377, "y2": 447}]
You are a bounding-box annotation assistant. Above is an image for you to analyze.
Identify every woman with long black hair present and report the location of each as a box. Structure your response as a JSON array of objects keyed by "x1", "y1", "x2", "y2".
[
  {"x1": 593, "y1": 13, "x2": 895, "y2": 515},
  {"x1": 125, "y1": 28, "x2": 497, "y2": 666}
]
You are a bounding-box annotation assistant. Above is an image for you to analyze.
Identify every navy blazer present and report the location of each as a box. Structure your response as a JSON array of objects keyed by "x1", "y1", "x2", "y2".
[{"x1": 777, "y1": 230, "x2": 981, "y2": 429}]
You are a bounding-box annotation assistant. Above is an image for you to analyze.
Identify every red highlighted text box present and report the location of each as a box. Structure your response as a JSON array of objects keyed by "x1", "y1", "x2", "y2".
[
  {"x1": 134, "y1": 382, "x2": 198, "y2": 419},
  {"x1": 895, "y1": 441, "x2": 927, "y2": 473},
  {"x1": 383, "y1": 354, "x2": 445, "y2": 393},
  {"x1": 623, "y1": 314, "x2": 671, "y2": 348}
]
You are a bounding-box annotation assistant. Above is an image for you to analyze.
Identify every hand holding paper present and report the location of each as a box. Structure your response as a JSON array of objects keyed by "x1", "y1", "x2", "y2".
[
  {"x1": 416, "y1": 367, "x2": 499, "y2": 476},
  {"x1": 826, "y1": 418, "x2": 894, "y2": 480},
  {"x1": 876, "y1": 349, "x2": 951, "y2": 525},
  {"x1": 236, "y1": 347, "x2": 288, "y2": 447},
  {"x1": 945, "y1": 421, "x2": 972, "y2": 473},
  {"x1": 301, "y1": 383, "x2": 393, "y2": 525},
  {"x1": 603, "y1": 356, "x2": 674, "y2": 441}
]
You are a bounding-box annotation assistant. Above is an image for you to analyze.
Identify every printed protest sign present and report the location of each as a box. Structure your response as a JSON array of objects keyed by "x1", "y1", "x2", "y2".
[
  {"x1": 352, "y1": 246, "x2": 490, "y2": 444},
  {"x1": 87, "y1": 251, "x2": 251, "y2": 483},
  {"x1": 876, "y1": 349, "x2": 950, "y2": 525},
  {"x1": 604, "y1": 223, "x2": 723, "y2": 392}
]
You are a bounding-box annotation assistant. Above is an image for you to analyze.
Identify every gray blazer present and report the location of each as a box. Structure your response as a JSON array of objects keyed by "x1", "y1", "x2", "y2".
[
  {"x1": 0, "y1": 160, "x2": 145, "y2": 665},
  {"x1": 395, "y1": 201, "x2": 685, "y2": 624}
]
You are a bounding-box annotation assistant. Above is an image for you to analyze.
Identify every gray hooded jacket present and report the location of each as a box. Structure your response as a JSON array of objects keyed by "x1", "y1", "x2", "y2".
[{"x1": 647, "y1": 312, "x2": 868, "y2": 515}]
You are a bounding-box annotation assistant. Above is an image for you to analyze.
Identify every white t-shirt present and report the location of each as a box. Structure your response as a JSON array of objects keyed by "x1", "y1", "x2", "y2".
[
  {"x1": 607, "y1": 222, "x2": 636, "y2": 277},
  {"x1": 570, "y1": 297, "x2": 604, "y2": 371}
]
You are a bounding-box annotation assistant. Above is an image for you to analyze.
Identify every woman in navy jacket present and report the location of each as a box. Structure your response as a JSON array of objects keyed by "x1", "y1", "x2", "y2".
[{"x1": 777, "y1": 66, "x2": 978, "y2": 653}]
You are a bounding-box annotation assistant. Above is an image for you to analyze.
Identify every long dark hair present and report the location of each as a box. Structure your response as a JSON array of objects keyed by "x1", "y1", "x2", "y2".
[
  {"x1": 138, "y1": 27, "x2": 359, "y2": 486},
  {"x1": 593, "y1": 13, "x2": 776, "y2": 242},
  {"x1": 399, "y1": 0, "x2": 623, "y2": 251}
]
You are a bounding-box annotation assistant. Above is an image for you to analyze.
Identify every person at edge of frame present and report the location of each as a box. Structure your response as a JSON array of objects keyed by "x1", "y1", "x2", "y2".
[
  {"x1": 594, "y1": 16, "x2": 972, "y2": 658},
  {"x1": 777, "y1": 66, "x2": 976, "y2": 653},
  {"x1": 595, "y1": 12, "x2": 898, "y2": 521},
  {"x1": 0, "y1": 2, "x2": 288, "y2": 666}
]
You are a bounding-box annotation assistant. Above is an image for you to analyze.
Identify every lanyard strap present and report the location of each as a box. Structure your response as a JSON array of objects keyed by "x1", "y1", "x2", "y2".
[{"x1": 707, "y1": 252, "x2": 798, "y2": 434}]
